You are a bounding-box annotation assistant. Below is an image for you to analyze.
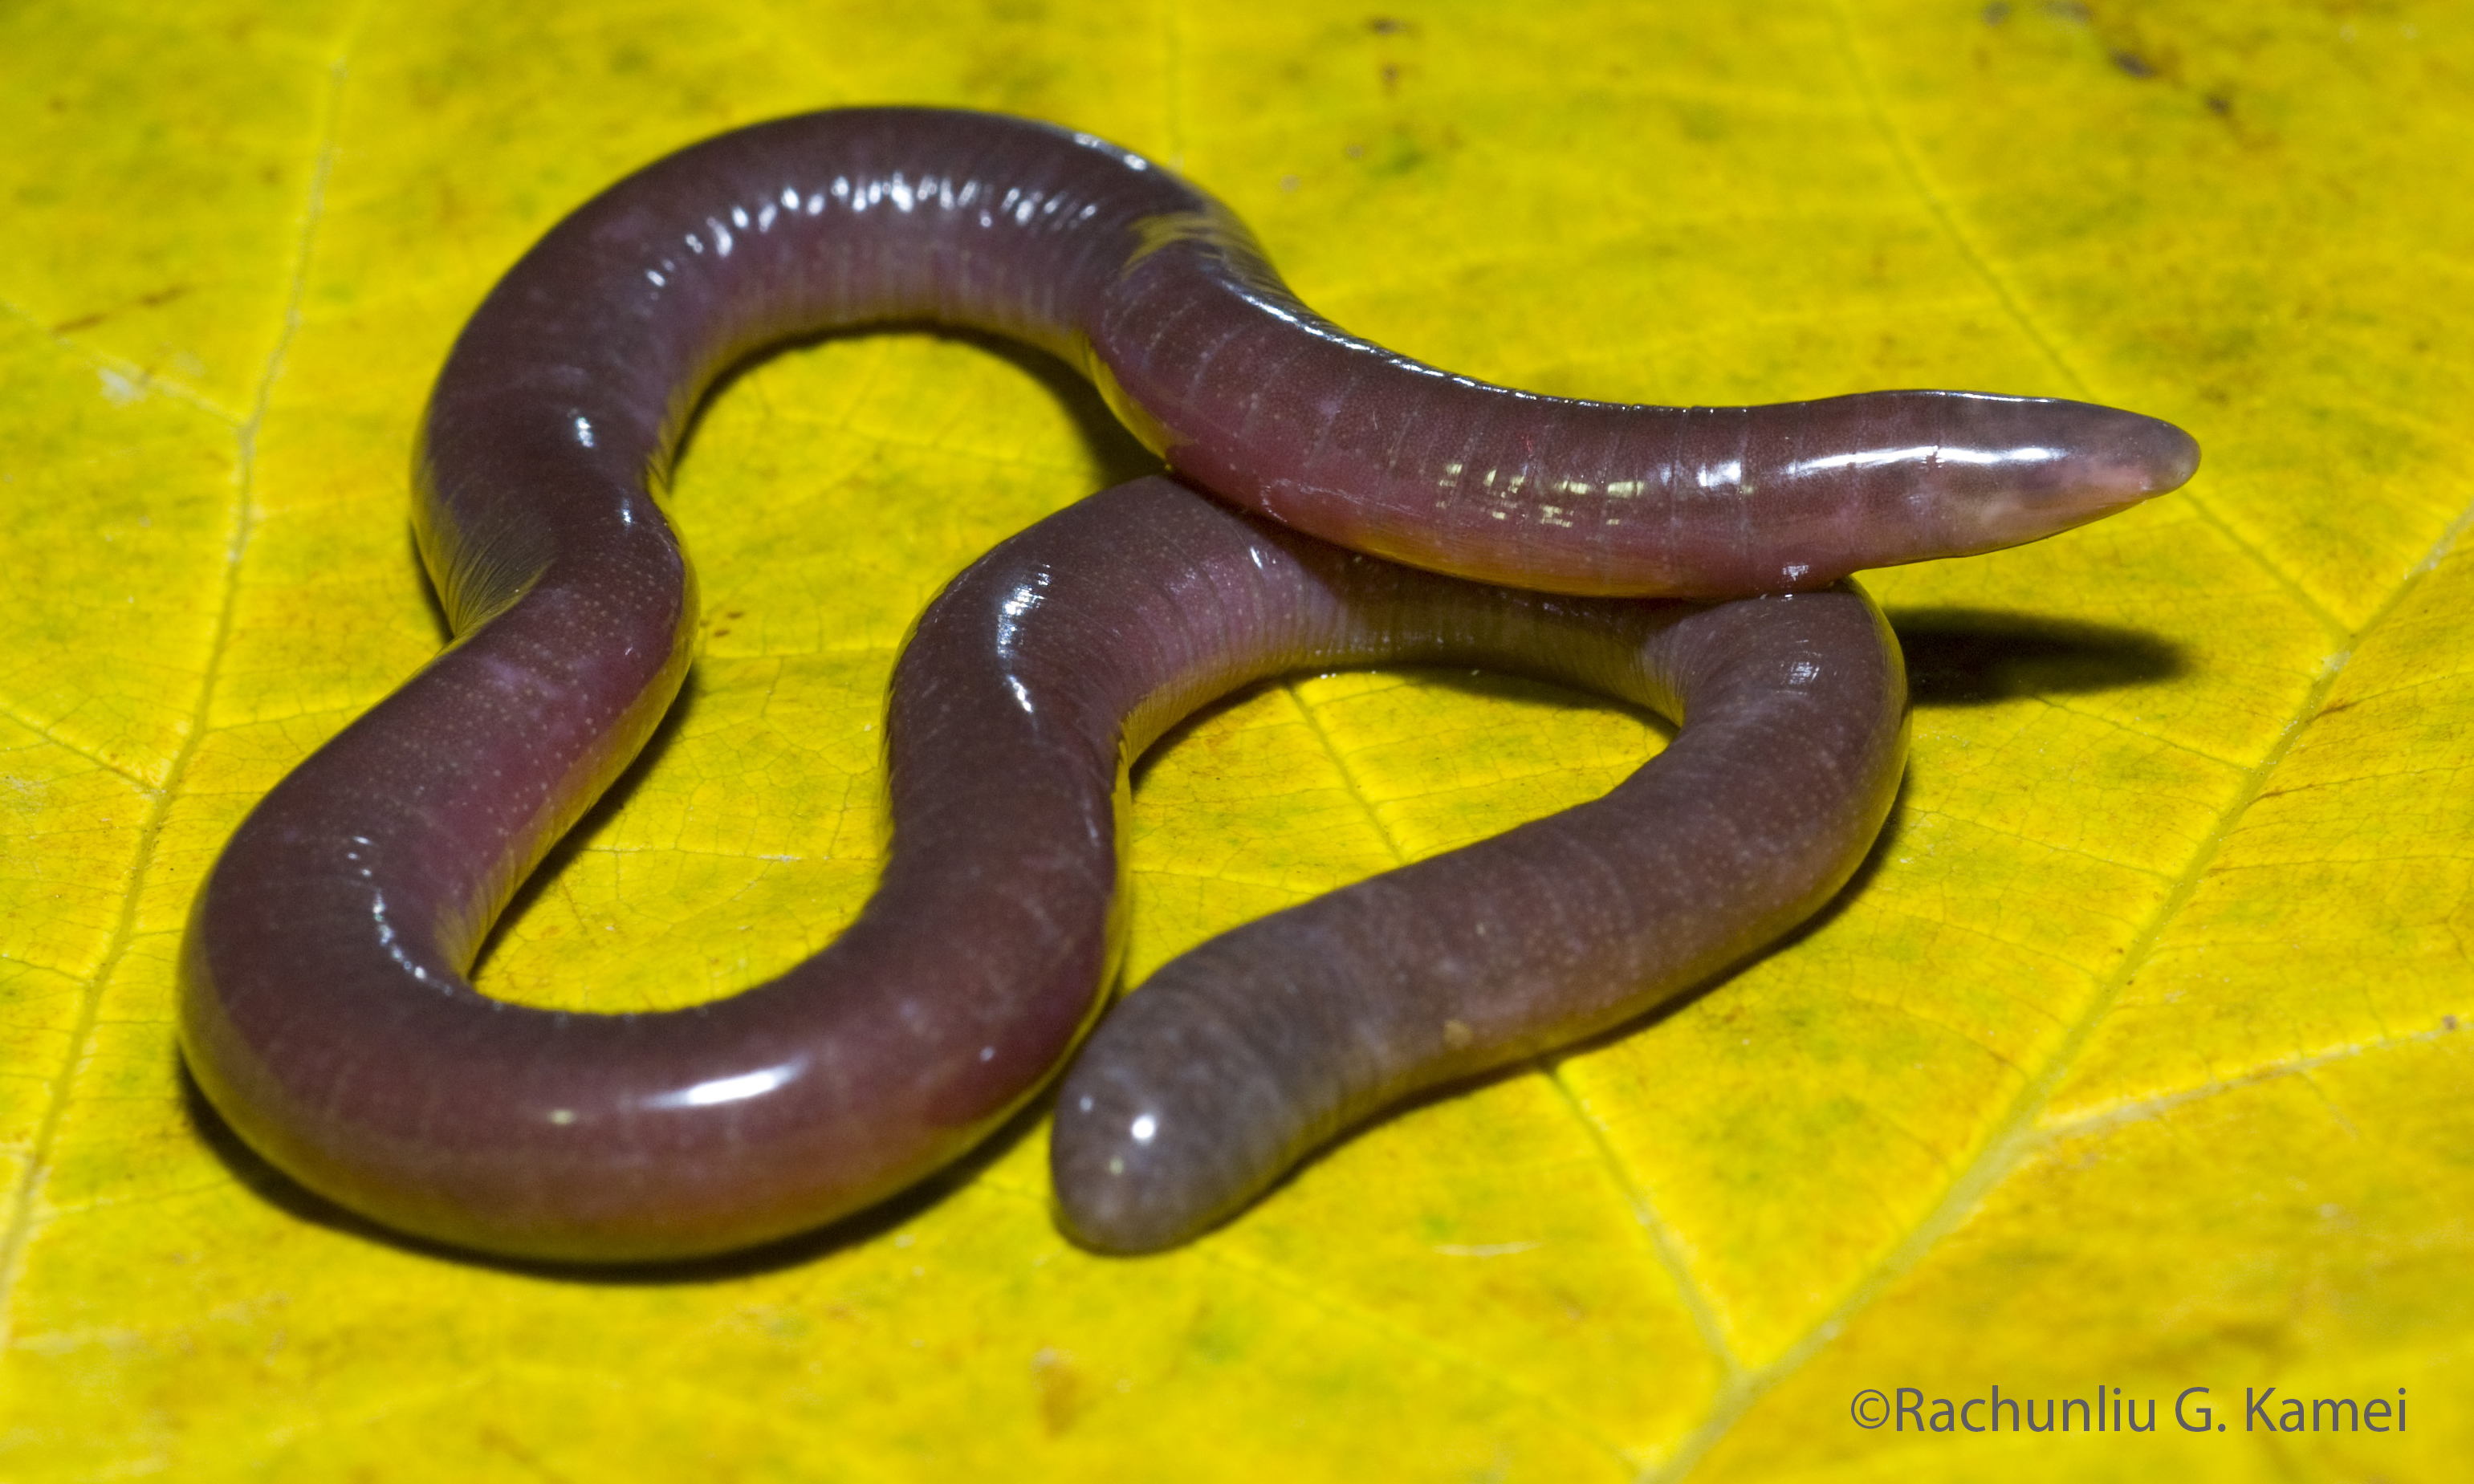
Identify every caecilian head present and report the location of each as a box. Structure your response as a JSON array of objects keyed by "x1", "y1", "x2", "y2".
[{"x1": 1834, "y1": 389, "x2": 2202, "y2": 556}]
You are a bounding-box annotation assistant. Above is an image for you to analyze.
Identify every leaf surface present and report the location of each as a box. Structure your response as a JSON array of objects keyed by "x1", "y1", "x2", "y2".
[{"x1": 2, "y1": 2, "x2": 2466, "y2": 1478}]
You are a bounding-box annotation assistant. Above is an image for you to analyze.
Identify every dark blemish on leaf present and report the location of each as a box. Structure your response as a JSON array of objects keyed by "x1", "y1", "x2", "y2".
[
  {"x1": 1369, "y1": 16, "x2": 1406, "y2": 34},
  {"x1": 1983, "y1": 2, "x2": 2011, "y2": 22},
  {"x1": 1185, "y1": 1301, "x2": 1246, "y2": 1364},
  {"x1": 1672, "y1": 100, "x2": 1727, "y2": 144},
  {"x1": 2205, "y1": 91, "x2": 2232, "y2": 115},
  {"x1": 50, "y1": 311, "x2": 107, "y2": 335},
  {"x1": 2444, "y1": 1014, "x2": 2460, "y2": 1032},
  {"x1": 1381, "y1": 63, "x2": 1400, "y2": 92},
  {"x1": 475, "y1": 1424, "x2": 562, "y2": 1478},
  {"x1": 2044, "y1": 0, "x2": 2089, "y2": 20},
  {"x1": 2112, "y1": 50, "x2": 2156, "y2": 78},
  {"x1": 1368, "y1": 132, "x2": 1430, "y2": 177}
]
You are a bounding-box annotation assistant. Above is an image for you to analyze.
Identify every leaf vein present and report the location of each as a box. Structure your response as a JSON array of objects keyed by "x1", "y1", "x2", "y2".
[{"x1": 0, "y1": 15, "x2": 364, "y2": 1349}]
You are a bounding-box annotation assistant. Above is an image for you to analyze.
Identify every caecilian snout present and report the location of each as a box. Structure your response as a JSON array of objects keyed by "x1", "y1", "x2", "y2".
[
  {"x1": 2094, "y1": 407, "x2": 2203, "y2": 502},
  {"x1": 1915, "y1": 396, "x2": 2200, "y2": 551},
  {"x1": 2016, "y1": 400, "x2": 2199, "y2": 506}
]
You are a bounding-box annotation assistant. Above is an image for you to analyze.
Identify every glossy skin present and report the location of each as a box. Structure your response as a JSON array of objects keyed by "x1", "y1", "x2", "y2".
[
  {"x1": 402, "y1": 108, "x2": 2195, "y2": 624},
  {"x1": 180, "y1": 477, "x2": 1901, "y2": 1259},
  {"x1": 1046, "y1": 493, "x2": 1908, "y2": 1252},
  {"x1": 177, "y1": 108, "x2": 2185, "y2": 1261}
]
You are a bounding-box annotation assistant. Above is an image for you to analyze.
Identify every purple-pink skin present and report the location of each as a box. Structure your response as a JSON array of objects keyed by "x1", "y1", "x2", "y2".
[
  {"x1": 1042, "y1": 488, "x2": 1907, "y2": 1252},
  {"x1": 177, "y1": 108, "x2": 2187, "y2": 1261}
]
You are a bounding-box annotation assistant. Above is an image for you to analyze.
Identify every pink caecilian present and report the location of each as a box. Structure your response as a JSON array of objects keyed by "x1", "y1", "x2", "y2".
[{"x1": 179, "y1": 109, "x2": 2193, "y2": 1259}]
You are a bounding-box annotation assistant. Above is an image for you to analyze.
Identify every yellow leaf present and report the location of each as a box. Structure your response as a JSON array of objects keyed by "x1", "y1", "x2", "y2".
[{"x1": 2, "y1": 1, "x2": 2465, "y2": 1479}]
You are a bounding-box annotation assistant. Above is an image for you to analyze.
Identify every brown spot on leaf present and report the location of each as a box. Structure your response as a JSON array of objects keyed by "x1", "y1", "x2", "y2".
[
  {"x1": 1032, "y1": 1347, "x2": 1085, "y2": 1434},
  {"x1": 476, "y1": 1425, "x2": 577, "y2": 1484},
  {"x1": 52, "y1": 283, "x2": 189, "y2": 336}
]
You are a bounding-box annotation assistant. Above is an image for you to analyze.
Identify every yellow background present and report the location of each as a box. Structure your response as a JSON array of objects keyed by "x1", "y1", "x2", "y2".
[{"x1": 2, "y1": 1, "x2": 2466, "y2": 1478}]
